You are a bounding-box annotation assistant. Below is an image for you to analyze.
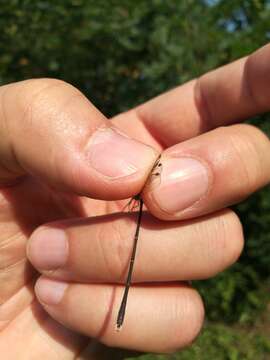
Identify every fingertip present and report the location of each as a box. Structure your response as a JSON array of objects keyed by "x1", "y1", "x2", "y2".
[
  {"x1": 142, "y1": 152, "x2": 212, "y2": 220},
  {"x1": 27, "y1": 227, "x2": 69, "y2": 271},
  {"x1": 35, "y1": 276, "x2": 68, "y2": 306},
  {"x1": 85, "y1": 126, "x2": 159, "y2": 179},
  {"x1": 58, "y1": 127, "x2": 160, "y2": 200}
]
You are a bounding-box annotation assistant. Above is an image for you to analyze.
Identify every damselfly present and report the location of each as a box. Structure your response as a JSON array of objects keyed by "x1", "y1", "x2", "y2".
[{"x1": 116, "y1": 155, "x2": 162, "y2": 330}]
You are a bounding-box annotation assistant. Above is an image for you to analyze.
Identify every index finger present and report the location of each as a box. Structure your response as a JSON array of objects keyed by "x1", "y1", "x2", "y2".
[{"x1": 112, "y1": 43, "x2": 270, "y2": 148}]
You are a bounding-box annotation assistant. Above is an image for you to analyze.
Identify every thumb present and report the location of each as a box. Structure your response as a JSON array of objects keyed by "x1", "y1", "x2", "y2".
[{"x1": 0, "y1": 79, "x2": 158, "y2": 199}]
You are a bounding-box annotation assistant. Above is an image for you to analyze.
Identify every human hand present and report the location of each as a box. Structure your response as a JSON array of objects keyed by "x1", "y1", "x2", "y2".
[
  {"x1": 1, "y1": 43, "x2": 270, "y2": 357},
  {"x1": 0, "y1": 78, "x2": 158, "y2": 359}
]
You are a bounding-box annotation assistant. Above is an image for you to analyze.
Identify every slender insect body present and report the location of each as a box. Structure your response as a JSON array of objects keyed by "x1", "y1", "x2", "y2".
[{"x1": 116, "y1": 156, "x2": 162, "y2": 330}]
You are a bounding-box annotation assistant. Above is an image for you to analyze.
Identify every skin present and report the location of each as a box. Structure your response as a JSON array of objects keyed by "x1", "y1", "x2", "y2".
[{"x1": 0, "y1": 43, "x2": 270, "y2": 358}]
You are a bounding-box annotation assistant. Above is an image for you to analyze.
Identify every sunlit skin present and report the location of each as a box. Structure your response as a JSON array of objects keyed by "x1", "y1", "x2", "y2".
[{"x1": 0, "y1": 43, "x2": 270, "y2": 358}]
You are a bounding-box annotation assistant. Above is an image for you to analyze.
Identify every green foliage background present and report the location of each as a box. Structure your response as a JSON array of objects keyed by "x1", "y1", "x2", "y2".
[{"x1": 0, "y1": 0, "x2": 270, "y2": 358}]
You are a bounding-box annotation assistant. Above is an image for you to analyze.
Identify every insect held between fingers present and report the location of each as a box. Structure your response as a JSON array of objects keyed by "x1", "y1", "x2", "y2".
[{"x1": 116, "y1": 155, "x2": 162, "y2": 331}]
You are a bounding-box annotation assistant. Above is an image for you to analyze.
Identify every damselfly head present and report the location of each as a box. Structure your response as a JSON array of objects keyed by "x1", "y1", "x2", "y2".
[{"x1": 144, "y1": 155, "x2": 163, "y2": 190}]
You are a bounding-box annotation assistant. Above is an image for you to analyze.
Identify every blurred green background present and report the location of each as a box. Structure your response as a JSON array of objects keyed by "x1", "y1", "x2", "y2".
[{"x1": 0, "y1": 0, "x2": 270, "y2": 359}]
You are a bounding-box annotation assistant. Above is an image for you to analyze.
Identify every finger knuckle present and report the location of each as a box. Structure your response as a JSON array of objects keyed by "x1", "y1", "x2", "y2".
[
  {"x1": 98, "y1": 217, "x2": 132, "y2": 282},
  {"x1": 206, "y1": 210, "x2": 244, "y2": 275},
  {"x1": 13, "y1": 78, "x2": 74, "y2": 128},
  {"x1": 17, "y1": 78, "x2": 68, "y2": 107},
  {"x1": 228, "y1": 124, "x2": 269, "y2": 195},
  {"x1": 246, "y1": 46, "x2": 270, "y2": 108}
]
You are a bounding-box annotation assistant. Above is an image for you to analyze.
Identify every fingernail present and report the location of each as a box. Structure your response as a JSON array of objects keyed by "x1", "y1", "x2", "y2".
[
  {"x1": 28, "y1": 228, "x2": 68, "y2": 270},
  {"x1": 87, "y1": 127, "x2": 157, "y2": 178},
  {"x1": 151, "y1": 157, "x2": 209, "y2": 214},
  {"x1": 35, "y1": 277, "x2": 68, "y2": 305}
]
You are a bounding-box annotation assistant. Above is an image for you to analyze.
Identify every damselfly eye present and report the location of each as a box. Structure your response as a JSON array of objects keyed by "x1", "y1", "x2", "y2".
[{"x1": 143, "y1": 157, "x2": 163, "y2": 190}]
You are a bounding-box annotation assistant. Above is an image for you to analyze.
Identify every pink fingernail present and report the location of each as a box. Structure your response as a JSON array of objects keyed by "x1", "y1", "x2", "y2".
[
  {"x1": 35, "y1": 277, "x2": 68, "y2": 305},
  {"x1": 28, "y1": 228, "x2": 68, "y2": 270},
  {"x1": 151, "y1": 157, "x2": 209, "y2": 214},
  {"x1": 86, "y1": 127, "x2": 157, "y2": 178}
]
